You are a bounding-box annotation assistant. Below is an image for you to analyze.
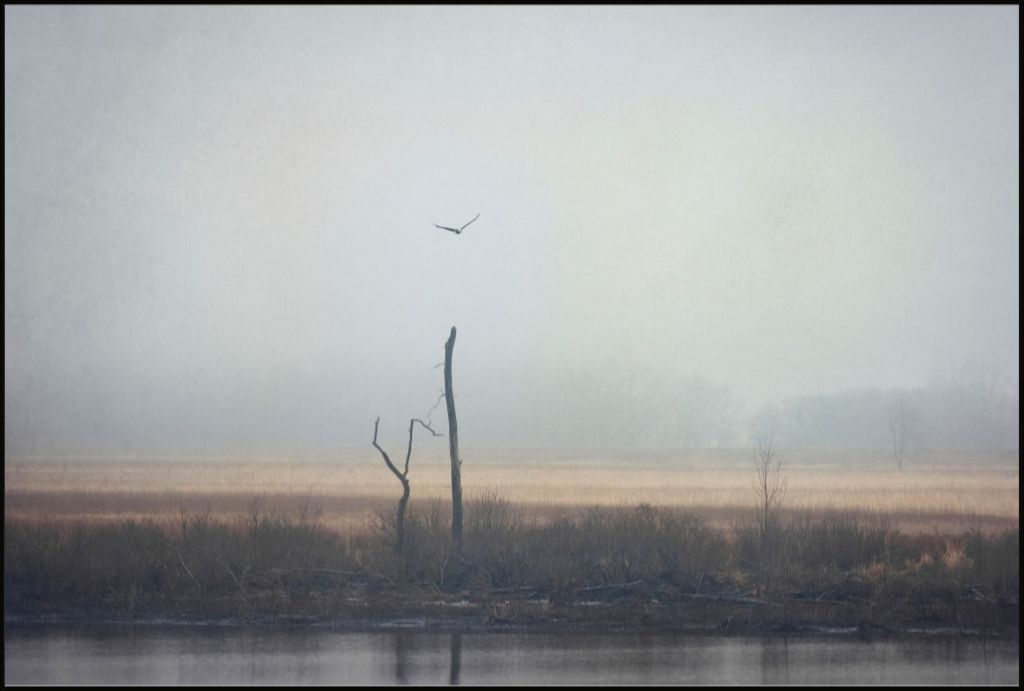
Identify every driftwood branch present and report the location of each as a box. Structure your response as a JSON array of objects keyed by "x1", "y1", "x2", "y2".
[
  {"x1": 217, "y1": 558, "x2": 255, "y2": 611},
  {"x1": 304, "y1": 568, "x2": 396, "y2": 587},
  {"x1": 576, "y1": 580, "x2": 645, "y2": 593},
  {"x1": 174, "y1": 547, "x2": 201, "y2": 589},
  {"x1": 681, "y1": 592, "x2": 780, "y2": 607}
]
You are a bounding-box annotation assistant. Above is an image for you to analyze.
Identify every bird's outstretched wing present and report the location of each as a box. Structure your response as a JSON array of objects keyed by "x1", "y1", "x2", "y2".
[
  {"x1": 459, "y1": 213, "x2": 480, "y2": 231},
  {"x1": 434, "y1": 224, "x2": 461, "y2": 234}
]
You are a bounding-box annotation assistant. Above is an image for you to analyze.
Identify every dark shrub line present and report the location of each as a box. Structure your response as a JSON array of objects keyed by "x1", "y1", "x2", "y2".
[{"x1": 4, "y1": 498, "x2": 1018, "y2": 625}]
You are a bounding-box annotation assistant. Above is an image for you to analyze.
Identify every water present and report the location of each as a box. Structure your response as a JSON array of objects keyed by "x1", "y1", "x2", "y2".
[{"x1": 4, "y1": 624, "x2": 1019, "y2": 685}]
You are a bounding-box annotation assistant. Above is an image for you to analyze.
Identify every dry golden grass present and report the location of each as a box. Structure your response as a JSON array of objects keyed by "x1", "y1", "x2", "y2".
[{"x1": 4, "y1": 448, "x2": 1018, "y2": 535}]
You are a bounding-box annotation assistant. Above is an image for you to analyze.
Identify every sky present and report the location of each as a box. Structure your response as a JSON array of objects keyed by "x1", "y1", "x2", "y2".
[{"x1": 4, "y1": 6, "x2": 1019, "y2": 454}]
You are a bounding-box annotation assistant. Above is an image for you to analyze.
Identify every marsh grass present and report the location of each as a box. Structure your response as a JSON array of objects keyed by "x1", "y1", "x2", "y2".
[
  {"x1": 4, "y1": 451, "x2": 1018, "y2": 535},
  {"x1": 4, "y1": 496, "x2": 1018, "y2": 633},
  {"x1": 4, "y1": 451, "x2": 1018, "y2": 630}
]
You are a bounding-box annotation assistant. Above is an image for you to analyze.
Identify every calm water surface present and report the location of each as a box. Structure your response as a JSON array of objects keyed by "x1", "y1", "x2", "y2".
[{"x1": 4, "y1": 624, "x2": 1019, "y2": 685}]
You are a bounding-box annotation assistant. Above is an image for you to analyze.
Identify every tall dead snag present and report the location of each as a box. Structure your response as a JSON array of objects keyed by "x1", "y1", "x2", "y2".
[
  {"x1": 372, "y1": 416, "x2": 440, "y2": 554},
  {"x1": 444, "y1": 326, "x2": 463, "y2": 550}
]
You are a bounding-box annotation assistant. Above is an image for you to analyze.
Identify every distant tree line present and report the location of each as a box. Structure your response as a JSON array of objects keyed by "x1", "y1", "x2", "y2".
[
  {"x1": 772, "y1": 374, "x2": 1019, "y2": 452},
  {"x1": 7, "y1": 359, "x2": 1016, "y2": 455},
  {"x1": 465, "y1": 365, "x2": 1018, "y2": 453}
]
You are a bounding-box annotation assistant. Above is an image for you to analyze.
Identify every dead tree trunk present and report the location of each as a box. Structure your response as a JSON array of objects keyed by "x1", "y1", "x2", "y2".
[
  {"x1": 444, "y1": 326, "x2": 463, "y2": 551},
  {"x1": 371, "y1": 416, "x2": 439, "y2": 554}
]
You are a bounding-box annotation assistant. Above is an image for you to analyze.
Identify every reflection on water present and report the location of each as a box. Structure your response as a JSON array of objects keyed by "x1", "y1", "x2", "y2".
[
  {"x1": 449, "y1": 631, "x2": 462, "y2": 685},
  {"x1": 393, "y1": 631, "x2": 411, "y2": 684},
  {"x1": 4, "y1": 624, "x2": 1019, "y2": 685}
]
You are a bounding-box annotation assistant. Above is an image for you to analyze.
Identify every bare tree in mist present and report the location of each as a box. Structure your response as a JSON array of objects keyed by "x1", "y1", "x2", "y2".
[
  {"x1": 886, "y1": 398, "x2": 918, "y2": 470},
  {"x1": 753, "y1": 429, "x2": 785, "y2": 545},
  {"x1": 371, "y1": 416, "x2": 441, "y2": 554},
  {"x1": 752, "y1": 426, "x2": 785, "y2": 596},
  {"x1": 371, "y1": 323, "x2": 463, "y2": 569}
]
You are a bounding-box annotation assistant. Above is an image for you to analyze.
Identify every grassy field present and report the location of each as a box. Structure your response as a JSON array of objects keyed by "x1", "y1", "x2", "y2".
[
  {"x1": 4, "y1": 448, "x2": 1018, "y2": 634},
  {"x1": 4, "y1": 448, "x2": 1018, "y2": 535}
]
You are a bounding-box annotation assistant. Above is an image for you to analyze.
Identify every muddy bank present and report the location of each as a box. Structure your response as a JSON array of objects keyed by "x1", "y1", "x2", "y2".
[{"x1": 6, "y1": 579, "x2": 1019, "y2": 640}]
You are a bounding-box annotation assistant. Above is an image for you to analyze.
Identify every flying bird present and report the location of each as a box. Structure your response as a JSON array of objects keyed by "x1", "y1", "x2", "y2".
[{"x1": 434, "y1": 213, "x2": 480, "y2": 235}]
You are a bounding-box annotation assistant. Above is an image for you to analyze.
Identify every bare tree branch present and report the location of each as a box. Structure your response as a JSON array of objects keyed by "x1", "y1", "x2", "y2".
[
  {"x1": 372, "y1": 417, "x2": 406, "y2": 481},
  {"x1": 405, "y1": 417, "x2": 442, "y2": 475},
  {"x1": 425, "y1": 390, "x2": 446, "y2": 426},
  {"x1": 373, "y1": 412, "x2": 443, "y2": 555},
  {"x1": 372, "y1": 417, "x2": 412, "y2": 554},
  {"x1": 412, "y1": 418, "x2": 443, "y2": 437}
]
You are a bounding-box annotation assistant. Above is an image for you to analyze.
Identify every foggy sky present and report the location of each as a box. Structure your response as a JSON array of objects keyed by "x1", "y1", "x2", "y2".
[{"x1": 5, "y1": 6, "x2": 1019, "y2": 454}]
